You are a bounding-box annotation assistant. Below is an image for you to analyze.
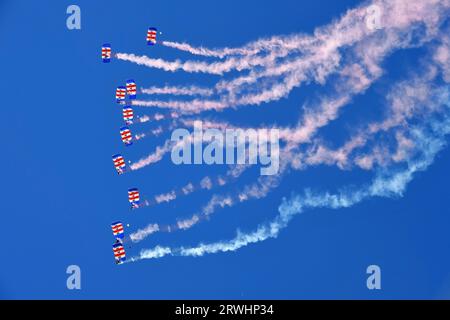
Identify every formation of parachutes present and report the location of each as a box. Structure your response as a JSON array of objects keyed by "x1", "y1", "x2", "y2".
[
  {"x1": 111, "y1": 221, "x2": 126, "y2": 264},
  {"x1": 97, "y1": 0, "x2": 450, "y2": 266},
  {"x1": 92, "y1": 0, "x2": 450, "y2": 270},
  {"x1": 103, "y1": 27, "x2": 158, "y2": 265}
]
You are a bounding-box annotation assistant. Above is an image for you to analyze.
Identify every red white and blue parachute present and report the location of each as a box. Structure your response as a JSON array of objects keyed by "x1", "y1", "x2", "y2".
[
  {"x1": 128, "y1": 188, "x2": 140, "y2": 209},
  {"x1": 126, "y1": 79, "x2": 137, "y2": 99},
  {"x1": 111, "y1": 221, "x2": 125, "y2": 239},
  {"x1": 112, "y1": 154, "x2": 126, "y2": 174},
  {"x1": 116, "y1": 86, "x2": 126, "y2": 104},
  {"x1": 112, "y1": 242, "x2": 126, "y2": 264},
  {"x1": 122, "y1": 107, "x2": 134, "y2": 125},
  {"x1": 120, "y1": 126, "x2": 133, "y2": 146},
  {"x1": 147, "y1": 27, "x2": 157, "y2": 45},
  {"x1": 102, "y1": 44, "x2": 111, "y2": 63}
]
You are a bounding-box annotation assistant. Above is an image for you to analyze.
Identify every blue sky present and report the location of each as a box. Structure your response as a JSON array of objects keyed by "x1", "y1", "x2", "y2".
[{"x1": 1, "y1": 0, "x2": 450, "y2": 299}]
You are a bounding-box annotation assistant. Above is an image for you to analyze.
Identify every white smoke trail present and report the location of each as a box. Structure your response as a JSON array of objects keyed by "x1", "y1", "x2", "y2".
[
  {"x1": 175, "y1": 46, "x2": 446, "y2": 156},
  {"x1": 298, "y1": 65, "x2": 447, "y2": 170},
  {"x1": 160, "y1": 41, "x2": 256, "y2": 58},
  {"x1": 130, "y1": 63, "x2": 376, "y2": 171},
  {"x1": 129, "y1": 173, "x2": 285, "y2": 242},
  {"x1": 127, "y1": 54, "x2": 433, "y2": 171},
  {"x1": 136, "y1": 112, "x2": 179, "y2": 124},
  {"x1": 130, "y1": 63, "x2": 449, "y2": 219},
  {"x1": 129, "y1": 149, "x2": 290, "y2": 242},
  {"x1": 298, "y1": 39, "x2": 450, "y2": 173},
  {"x1": 125, "y1": 0, "x2": 441, "y2": 77},
  {"x1": 134, "y1": 126, "x2": 165, "y2": 140},
  {"x1": 129, "y1": 43, "x2": 450, "y2": 255},
  {"x1": 129, "y1": 140, "x2": 176, "y2": 170},
  {"x1": 132, "y1": 0, "x2": 450, "y2": 114},
  {"x1": 155, "y1": 191, "x2": 177, "y2": 204},
  {"x1": 129, "y1": 123, "x2": 203, "y2": 170},
  {"x1": 128, "y1": 165, "x2": 252, "y2": 241},
  {"x1": 115, "y1": 49, "x2": 289, "y2": 75},
  {"x1": 131, "y1": 110, "x2": 450, "y2": 260},
  {"x1": 160, "y1": 39, "x2": 298, "y2": 58},
  {"x1": 160, "y1": 0, "x2": 448, "y2": 59},
  {"x1": 176, "y1": 172, "x2": 285, "y2": 231},
  {"x1": 129, "y1": 224, "x2": 159, "y2": 242},
  {"x1": 141, "y1": 85, "x2": 214, "y2": 97},
  {"x1": 151, "y1": 174, "x2": 227, "y2": 205},
  {"x1": 125, "y1": 0, "x2": 450, "y2": 258},
  {"x1": 173, "y1": 63, "x2": 377, "y2": 148}
]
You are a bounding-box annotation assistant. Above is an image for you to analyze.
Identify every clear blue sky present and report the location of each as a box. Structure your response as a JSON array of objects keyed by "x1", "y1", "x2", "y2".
[{"x1": 1, "y1": 0, "x2": 450, "y2": 299}]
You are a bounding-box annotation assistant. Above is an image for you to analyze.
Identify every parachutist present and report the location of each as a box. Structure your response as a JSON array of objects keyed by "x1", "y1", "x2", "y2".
[
  {"x1": 147, "y1": 27, "x2": 158, "y2": 45},
  {"x1": 112, "y1": 154, "x2": 126, "y2": 175},
  {"x1": 101, "y1": 44, "x2": 111, "y2": 63},
  {"x1": 120, "y1": 126, "x2": 134, "y2": 146}
]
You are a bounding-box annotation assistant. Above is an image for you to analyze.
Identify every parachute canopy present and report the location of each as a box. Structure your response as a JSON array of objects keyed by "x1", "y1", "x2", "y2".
[
  {"x1": 120, "y1": 126, "x2": 133, "y2": 146},
  {"x1": 111, "y1": 221, "x2": 125, "y2": 239},
  {"x1": 128, "y1": 188, "x2": 140, "y2": 209},
  {"x1": 112, "y1": 154, "x2": 126, "y2": 174},
  {"x1": 116, "y1": 86, "x2": 126, "y2": 104},
  {"x1": 147, "y1": 27, "x2": 157, "y2": 45},
  {"x1": 112, "y1": 242, "x2": 126, "y2": 264},
  {"x1": 122, "y1": 107, "x2": 134, "y2": 125},
  {"x1": 102, "y1": 44, "x2": 111, "y2": 63},
  {"x1": 126, "y1": 79, "x2": 137, "y2": 99}
]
